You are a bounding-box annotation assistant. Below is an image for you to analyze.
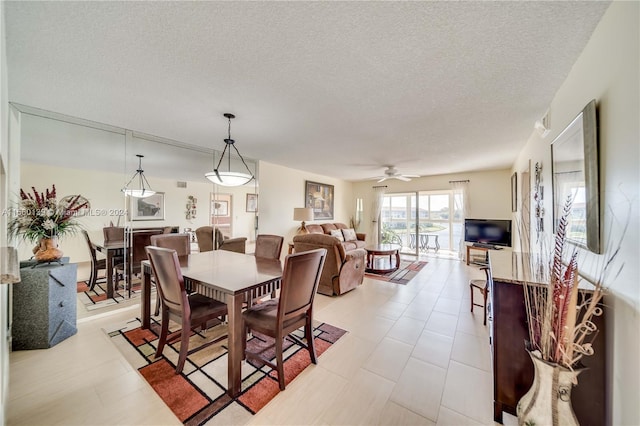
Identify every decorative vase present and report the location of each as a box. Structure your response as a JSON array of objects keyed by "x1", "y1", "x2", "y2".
[
  {"x1": 517, "y1": 350, "x2": 582, "y2": 426},
  {"x1": 34, "y1": 237, "x2": 64, "y2": 262}
]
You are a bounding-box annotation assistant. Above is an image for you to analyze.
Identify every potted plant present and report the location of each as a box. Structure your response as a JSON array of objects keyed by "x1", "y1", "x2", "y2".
[
  {"x1": 517, "y1": 196, "x2": 620, "y2": 425},
  {"x1": 8, "y1": 185, "x2": 88, "y2": 262}
]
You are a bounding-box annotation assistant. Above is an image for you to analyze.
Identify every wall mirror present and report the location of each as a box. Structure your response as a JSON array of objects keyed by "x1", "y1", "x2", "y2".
[{"x1": 551, "y1": 99, "x2": 600, "y2": 253}]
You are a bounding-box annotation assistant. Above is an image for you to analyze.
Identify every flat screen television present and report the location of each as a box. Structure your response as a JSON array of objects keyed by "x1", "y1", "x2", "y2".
[{"x1": 464, "y1": 219, "x2": 512, "y2": 247}]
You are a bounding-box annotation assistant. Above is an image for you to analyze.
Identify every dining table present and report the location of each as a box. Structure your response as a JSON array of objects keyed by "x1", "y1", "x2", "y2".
[
  {"x1": 140, "y1": 250, "x2": 283, "y2": 397},
  {"x1": 92, "y1": 240, "x2": 125, "y2": 299}
]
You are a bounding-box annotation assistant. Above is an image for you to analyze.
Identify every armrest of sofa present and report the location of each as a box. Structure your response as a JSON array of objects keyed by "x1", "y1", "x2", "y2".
[
  {"x1": 333, "y1": 248, "x2": 366, "y2": 294},
  {"x1": 356, "y1": 232, "x2": 366, "y2": 241}
]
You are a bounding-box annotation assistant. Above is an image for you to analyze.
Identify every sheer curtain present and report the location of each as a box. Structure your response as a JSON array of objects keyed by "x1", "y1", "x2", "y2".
[
  {"x1": 450, "y1": 180, "x2": 469, "y2": 260},
  {"x1": 370, "y1": 186, "x2": 386, "y2": 245}
]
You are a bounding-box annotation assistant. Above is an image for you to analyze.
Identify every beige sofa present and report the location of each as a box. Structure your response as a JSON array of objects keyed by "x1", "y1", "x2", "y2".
[
  {"x1": 293, "y1": 225, "x2": 366, "y2": 296},
  {"x1": 306, "y1": 223, "x2": 366, "y2": 251}
]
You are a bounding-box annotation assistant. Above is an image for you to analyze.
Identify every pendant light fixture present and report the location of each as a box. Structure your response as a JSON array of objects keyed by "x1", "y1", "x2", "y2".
[
  {"x1": 122, "y1": 154, "x2": 156, "y2": 198},
  {"x1": 205, "y1": 113, "x2": 254, "y2": 186}
]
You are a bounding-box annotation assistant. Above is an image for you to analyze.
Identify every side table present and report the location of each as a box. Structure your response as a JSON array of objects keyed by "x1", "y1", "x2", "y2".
[{"x1": 13, "y1": 259, "x2": 78, "y2": 350}]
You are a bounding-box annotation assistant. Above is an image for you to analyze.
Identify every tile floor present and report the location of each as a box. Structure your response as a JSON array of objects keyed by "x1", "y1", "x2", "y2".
[{"x1": 7, "y1": 254, "x2": 518, "y2": 425}]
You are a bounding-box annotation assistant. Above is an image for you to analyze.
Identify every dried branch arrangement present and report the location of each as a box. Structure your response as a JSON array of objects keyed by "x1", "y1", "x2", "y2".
[{"x1": 522, "y1": 195, "x2": 623, "y2": 372}]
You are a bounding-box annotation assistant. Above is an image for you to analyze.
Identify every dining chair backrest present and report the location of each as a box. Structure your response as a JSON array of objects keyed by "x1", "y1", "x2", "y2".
[
  {"x1": 128, "y1": 229, "x2": 164, "y2": 266},
  {"x1": 195, "y1": 226, "x2": 215, "y2": 252},
  {"x1": 103, "y1": 226, "x2": 125, "y2": 243},
  {"x1": 144, "y1": 246, "x2": 188, "y2": 317},
  {"x1": 81, "y1": 230, "x2": 98, "y2": 261},
  {"x1": 278, "y1": 248, "x2": 327, "y2": 321},
  {"x1": 150, "y1": 233, "x2": 191, "y2": 256},
  {"x1": 254, "y1": 234, "x2": 284, "y2": 260}
]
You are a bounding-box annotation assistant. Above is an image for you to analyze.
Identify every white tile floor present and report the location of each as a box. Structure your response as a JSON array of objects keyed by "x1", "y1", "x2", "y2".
[{"x1": 7, "y1": 255, "x2": 519, "y2": 425}]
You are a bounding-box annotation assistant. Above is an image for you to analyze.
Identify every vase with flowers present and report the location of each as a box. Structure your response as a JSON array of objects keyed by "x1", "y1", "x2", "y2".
[
  {"x1": 8, "y1": 185, "x2": 89, "y2": 262},
  {"x1": 517, "y1": 195, "x2": 619, "y2": 426}
]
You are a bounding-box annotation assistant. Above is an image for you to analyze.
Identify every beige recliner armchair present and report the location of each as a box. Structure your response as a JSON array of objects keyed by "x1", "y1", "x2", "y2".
[
  {"x1": 293, "y1": 233, "x2": 365, "y2": 296},
  {"x1": 195, "y1": 226, "x2": 247, "y2": 253}
]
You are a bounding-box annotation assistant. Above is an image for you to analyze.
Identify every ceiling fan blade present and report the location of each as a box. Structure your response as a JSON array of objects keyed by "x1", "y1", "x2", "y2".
[
  {"x1": 396, "y1": 176, "x2": 411, "y2": 182},
  {"x1": 404, "y1": 174, "x2": 420, "y2": 178},
  {"x1": 377, "y1": 177, "x2": 388, "y2": 183}
]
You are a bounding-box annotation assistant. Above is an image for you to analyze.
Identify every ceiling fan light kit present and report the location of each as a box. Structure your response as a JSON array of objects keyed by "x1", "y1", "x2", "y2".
[{"x1": 374, "y1": 166, "x2": 419, "y2": 182}]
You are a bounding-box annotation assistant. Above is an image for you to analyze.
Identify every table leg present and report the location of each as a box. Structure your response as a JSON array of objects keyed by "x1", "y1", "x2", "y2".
[
  {"x1": 466, "y1": 246, "x2": 471, "y2": 265},
  {"x1": 227, "y1": 292, "x2": 245, "y2": 397},
  {"x1": 141, "y1": 268, "x2": 151, "y2": 329},
  {"x1": 394, "y1": 250, "x2": 400, "y2": 271},
  {"x1": 106, "y1": 252, "x2": 114, "y2": 299}
]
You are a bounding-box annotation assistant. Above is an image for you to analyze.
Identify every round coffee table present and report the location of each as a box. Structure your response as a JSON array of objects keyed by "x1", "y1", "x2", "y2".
[{"x1": 365, "y1": 243, "x2": 401, "y2": 274}]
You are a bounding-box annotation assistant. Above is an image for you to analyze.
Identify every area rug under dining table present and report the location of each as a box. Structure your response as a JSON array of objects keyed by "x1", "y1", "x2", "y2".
[{"x1": 104, "y1": 317, "x2": 346, "y2": 425}]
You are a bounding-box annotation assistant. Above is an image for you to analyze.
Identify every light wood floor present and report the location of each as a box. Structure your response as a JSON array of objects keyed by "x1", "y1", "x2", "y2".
[{"x1": 7, "y1": 255, "x2": 517, "y2": 425}]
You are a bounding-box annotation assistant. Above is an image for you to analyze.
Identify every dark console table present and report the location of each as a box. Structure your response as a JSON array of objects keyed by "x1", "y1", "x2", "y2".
[
  {"x1": 12, "y1": 259, "x2": 78, "y2": 350},
  {"x1": 489, "y1": 251, "x2": 606, "y2": 425}
]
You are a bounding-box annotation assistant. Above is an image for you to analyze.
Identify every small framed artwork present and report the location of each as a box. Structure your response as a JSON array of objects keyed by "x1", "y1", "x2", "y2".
[
  {"x1": 131, "y1": 192, "x2": 165, "y2": 221},
  {"x1": 511, "y1": 172, "x2": 518, "y2": 212},
  {"x1": 246, "y1": 193, "x2": 258, "y2": 213},
  {"x1": 212, "y1": 200, "x2": 229, "y2": 216},
  {"x1": 305, "y1": 180, "x2": 334, "y2": 220}
]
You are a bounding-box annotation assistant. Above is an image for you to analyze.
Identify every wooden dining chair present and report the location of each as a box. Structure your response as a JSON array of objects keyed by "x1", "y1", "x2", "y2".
[
  {"x1": 103, "y1": 226, "x2": 125, "y2": 243},
  {"x1": 470, "y1": 266, "x2": 492, "y2": 325},
  {"x1": 248, "y1": 234, "x2": 285, "y2": 304},
  {"x1": 81, "y1": 230, "x2": 107, "y2": 291},
  {"x1": 145, "y1": 246, "x2": 228, "y2": 374},
  {"x1": 150, "y1": 233, "x2": 191, "y2": 315},
  {"x1": 114, "y1": 229, "x2": 163, "y2": 295},
  {"x1": 254, "y1": 234, "x2": 284, "y2": 260},
  {"x1": 242, "y1": 248, "x2": 327, "y2": 390}
]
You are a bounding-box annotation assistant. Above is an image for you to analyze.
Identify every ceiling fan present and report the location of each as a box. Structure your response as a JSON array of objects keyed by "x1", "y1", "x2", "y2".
[{"x1": 372, "y1": 166, "x2": 420, "y2": 182}]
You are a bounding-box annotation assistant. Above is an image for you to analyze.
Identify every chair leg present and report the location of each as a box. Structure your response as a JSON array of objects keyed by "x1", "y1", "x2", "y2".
[
  {"x1": 88, "y1": 261, "x2": 97, "y2": 291},
  {"x1": 482, "y1": 290, "x2": 488, "y2": 326},
  {"x1": 155, "y1": 312, "x2": 169, "y2": 359},
  {"x1": 469, "y1": 284, "x2": 474, "y2": 313},
  {"x1": 275, "y1": 336, "x2": 285, "y2": 391},
  {"x1": 305, "y1": 315, "x2": 317, "y2": 364},
  {"x1": 175, "y1": 325, "x2": 191, "y2": 374},
  {"x1": 154, "y1": 295, "x2": 161, "y2": 316}
]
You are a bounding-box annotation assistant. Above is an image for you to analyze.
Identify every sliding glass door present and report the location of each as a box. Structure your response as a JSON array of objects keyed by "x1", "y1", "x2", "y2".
[{"x1": 380, "y1": 190, "x2": 463, "y2": 256}]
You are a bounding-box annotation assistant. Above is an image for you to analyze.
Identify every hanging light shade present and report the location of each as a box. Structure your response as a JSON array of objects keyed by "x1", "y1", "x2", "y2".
[
  {"x1": 122, "y1": 154, "x2": 156, "y2": 198},
  {"x1": 205, "y1": 113, "x2": 255, "y2": 186}
]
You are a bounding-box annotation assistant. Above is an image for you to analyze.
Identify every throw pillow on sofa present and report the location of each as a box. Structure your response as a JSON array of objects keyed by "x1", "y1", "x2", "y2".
[
  {"x1": 330, "y1": 229, "x2": 345, "y2": 241},
  {"x1": 342, "y1": 228, "x2": 357, "y2": 242}
]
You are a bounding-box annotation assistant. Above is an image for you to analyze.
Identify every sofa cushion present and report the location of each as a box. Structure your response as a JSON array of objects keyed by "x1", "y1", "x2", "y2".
[
  {"x1": 333, "y1": 223, "x2": 349, "y2": 230},
  {"x1": 306, "y1": 224, "x2": 324, "y2": 234},
  {"x1": 342, "y1": 228, "x2": 357, "y2": 242},
  {"x1": 330, "y1": 229, "x2": 345, "y2": 241},
  {"x1": 342, "y1": 241, "x2": 357, "y2": 251},
  {"x1": 320, "y1": 223, "x2": 338, "y2": 234}
]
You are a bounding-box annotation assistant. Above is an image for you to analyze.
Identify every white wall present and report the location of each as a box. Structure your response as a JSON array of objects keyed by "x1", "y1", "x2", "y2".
[
  {"x1": 512, "y1": 2, "x2": 639, "y2": 424},
  {"x1": 352, "y1": 169, "x2": 512, "y2": 243},
  {"x1": 257, "y1": 160, "x2": 354, "y2": 253},
  {"x1": 18, "y1": 162, "x2": 258, "y2": 266}
]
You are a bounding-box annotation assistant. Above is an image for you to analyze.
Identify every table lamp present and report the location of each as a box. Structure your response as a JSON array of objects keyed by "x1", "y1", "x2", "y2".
[{"x1": 293, "y1": 207, "x2": 314, "y2": 235}]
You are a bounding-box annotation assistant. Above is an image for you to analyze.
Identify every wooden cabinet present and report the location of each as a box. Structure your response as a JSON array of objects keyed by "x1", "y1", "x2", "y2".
[
  {"x1": 490, "y1": 251, "x2": 606, "y2": 425},
  {"x1": 12, "y1": 260, "x2": 78, "y2": 350}
]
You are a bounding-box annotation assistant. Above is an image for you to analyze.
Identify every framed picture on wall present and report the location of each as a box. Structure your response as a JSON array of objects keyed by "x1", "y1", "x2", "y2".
[
  {"x1": 305, "y1": 180, "x2": 334, "y2": 220},
  {"x1": 130, "y1": 192, "x2": 165, "y2": 221},
  {"x1": 212, "y1": 200, "x2": 229, "y2": 216},
  {"x1": 246, "y1": 193, "x2": 258, "y2": 213}
]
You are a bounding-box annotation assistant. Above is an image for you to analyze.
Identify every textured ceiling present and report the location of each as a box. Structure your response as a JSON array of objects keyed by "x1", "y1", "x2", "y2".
[{"x1": 5, "y1": 1, "x2": 610, "y2": 181}]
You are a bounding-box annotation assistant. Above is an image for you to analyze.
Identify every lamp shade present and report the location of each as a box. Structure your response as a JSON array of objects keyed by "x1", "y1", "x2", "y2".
[{"x1": 293, "y1": 207, "x2": 314, "y2": 222}]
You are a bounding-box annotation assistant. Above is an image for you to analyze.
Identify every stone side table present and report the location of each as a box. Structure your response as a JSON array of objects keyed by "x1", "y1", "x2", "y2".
[{"x1": 12, "y1": 259, "x2": 77, "y2": 350}]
